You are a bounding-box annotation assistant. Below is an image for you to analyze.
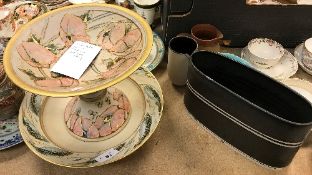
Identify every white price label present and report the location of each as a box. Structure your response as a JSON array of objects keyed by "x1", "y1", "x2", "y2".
[
  {"x1": 95, "y1": 148, "x2": 119, "y2": 162},
  {"x1": 51, "y1": 41, "x2": 101, "y2": 79}
]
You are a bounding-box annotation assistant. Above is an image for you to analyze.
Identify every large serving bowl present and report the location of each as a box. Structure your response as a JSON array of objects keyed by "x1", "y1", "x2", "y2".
[{"x1": 3, "y1": 4, "x2": 153, "y2": 97}]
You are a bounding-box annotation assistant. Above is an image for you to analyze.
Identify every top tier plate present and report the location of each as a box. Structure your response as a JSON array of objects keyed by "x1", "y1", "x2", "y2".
[{"x1": 3, "y1": 4, "x2": 152, "y2": 97}]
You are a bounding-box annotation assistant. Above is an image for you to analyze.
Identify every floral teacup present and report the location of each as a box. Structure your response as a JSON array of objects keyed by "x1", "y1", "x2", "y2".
[{"x1": 246, "y1": 38, "x2": 284, "y2": 68}]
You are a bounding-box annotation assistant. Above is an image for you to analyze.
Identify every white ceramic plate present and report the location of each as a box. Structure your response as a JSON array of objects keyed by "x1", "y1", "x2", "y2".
[
  {"x1": 294, "y1": 43, "x2": 312, "y2": 76},
  {"x1": 142, "y1": 32, "x2": 164, "y2": 71},
  {"x1": 282, "y1": 78, "x2": 312, "y2": 104},
  {"x1": 0, "y1": 115, "x2": 23, "y2": 150},
  {"x1": 19, "y1": 68, "x2": 163, "y2": 167},
  {"x1": 241, "y1": 47, "x2": 298, "y2": 80}
]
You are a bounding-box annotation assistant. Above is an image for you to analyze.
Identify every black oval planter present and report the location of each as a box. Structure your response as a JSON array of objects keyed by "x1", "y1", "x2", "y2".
[{"x1": 184, "y1": 51, "x2": 312, "y2": 168}]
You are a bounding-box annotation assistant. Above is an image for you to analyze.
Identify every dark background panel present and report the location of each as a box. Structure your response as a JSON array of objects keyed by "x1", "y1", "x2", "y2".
[{"x1": 162, "y1": 0, "x2": 312, "y2": 47}]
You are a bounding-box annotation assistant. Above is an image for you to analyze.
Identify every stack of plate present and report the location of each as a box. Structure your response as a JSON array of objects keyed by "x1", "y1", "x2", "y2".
[
  {"x1": 142, "y1": 32, "x2": 165, "y2": 71},
  {"x1": 294, "y1": 43, "x2": 312, "y2": 76},
  {"x1": 0, "y1": 38, "x2": 24, "y2": 150},
  {"x1": 3, "y1": 4, "x2": 164, "y2": 168},
  {"x1": 241, "y1": 38, "x2": 298, "y2": 81}
]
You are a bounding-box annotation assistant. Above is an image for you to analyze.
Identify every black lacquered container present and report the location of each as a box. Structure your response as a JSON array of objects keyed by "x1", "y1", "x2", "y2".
[{"x1": 184, "y1": 51, "x2": 312, "y2": 168}]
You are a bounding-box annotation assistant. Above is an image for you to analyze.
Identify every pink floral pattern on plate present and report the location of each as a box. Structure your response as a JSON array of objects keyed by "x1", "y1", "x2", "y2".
[
  {"x1": 64, "y1": 88, "x2": 131, "y2": 140},
  {"x1": 8, "y1": 6, "x2": 146, "y2": 95}
]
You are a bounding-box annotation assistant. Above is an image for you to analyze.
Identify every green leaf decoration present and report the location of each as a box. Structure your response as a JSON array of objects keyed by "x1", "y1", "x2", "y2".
[
  {"x1": 85, "y1": 159, "x2": 98, "y2": 164},
  {"x1": 22, "y1": 118, "x2": 47, "y2": 142},
  {"x1": 19, "y1": 69, "x2": 44, "y2": 81},
  {"x1": 45, "y1": 43, "x2": 59, "y2": 55},
  {"x1": 134, "y1": 114, "x2": 152, "y2": 148},
  {"x1": 141, "y1": 114, "x2": 152, "y2": 140},
  {"x1": 80, "y1": 11, "x2": 92, "y2": 22},
  {"x1": 144, "y1": 85, "x2": 161, "y2": 112},
  {"x1": 30, "y1": 94, "x2": 40, "y2": 116},
  {"x1": 115, "y1": 143, "x2": 126, "y2": 151},
  {"x1": 33, "y1": 146, "x2": 73, "y2": 156}
]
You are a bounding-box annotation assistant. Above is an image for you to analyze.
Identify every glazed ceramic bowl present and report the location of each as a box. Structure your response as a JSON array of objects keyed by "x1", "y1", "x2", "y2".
[
  {"x1": 247, "y1": 38, "x2": 284, "y2": 68},
  {"x1": 302, "y1": 38, "x2": 312, "y2": 69},
  {"x1": 191, "y1": 24, "x2": 223, "y2": 47}
]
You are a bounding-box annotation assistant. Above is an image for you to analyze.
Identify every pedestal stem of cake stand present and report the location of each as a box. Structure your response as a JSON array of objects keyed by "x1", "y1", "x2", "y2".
[{"x1": 79, "y1": 89, "x2": 107, "y2": 102}]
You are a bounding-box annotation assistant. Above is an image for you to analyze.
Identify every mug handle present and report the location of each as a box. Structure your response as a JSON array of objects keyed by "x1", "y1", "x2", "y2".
[{"x1": 167, "y1": 0, "x2": 194, "y2": 17}]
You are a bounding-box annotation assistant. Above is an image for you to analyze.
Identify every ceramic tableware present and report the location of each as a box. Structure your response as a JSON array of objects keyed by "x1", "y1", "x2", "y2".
[
  {"x1": 142, "y1": 32, "x2": 164, "y2": 71},
  {"x1": 246, "y1": 38, "x2": 284, "y2": 68},
  {"x1": 191, "y1": 24, "x2": 223, "y2": 51},
  {"x1": 19, "y1": 68, "x2": 163, "y2": 167},
  {"x1": 40, "y1": 0, "x2": 71, "y2": 10},
  {"x1": 294, "y1": 43, "x2": 312, "y2": 76},
  {"x1": 115, "y1": 0, "x2": 133, "y2": 8},
  {"x1": 282, "y1": 78, "x2": 312, "y2": 105},
  {"x1": 0, "y1": 0, "x2": 17, "y2": 6},
  {"x1": 0, "y1": 115, "x2": 23, "y2": 150},
  {"x1": 0, "y1": 37, "x2": 9, "y2": 79},
  {"x1": 241, "y1": 47, "x2": 298, "y2": 80},
  {"x1": 69, "y1": 0, "x2": 107, "y2": 4},
  {"x1": 0, "y1": 1, "x2": 48, "y2": 38},
  {"x1": 1, "y1": 37, "x2": 24, "y2": 120},
  {"x1": 0, "y1": 64, "x2": 4, "y2": 80},
  {"x1": 297, "y1": 0, "x2": 312, "y2": 4},
  {"x1": 167, "y1": 36, "x2": 198, "y2": 86},
  {"x1": 115, "y1": 0, "x2": 126, "y2": 5},
  {"x1": 0, "y1": 36, "x2": 24, "y2": 120},
  {"x1": 301, "y1": 38, "x2": 312, "y2": 69},
  {"x1": 0, "y1": 37, "x2": 10, "y2": 62},
  {"x1": 3, "y1": 4, "x2": 153, "y2": 97},
  {"x1": 247, "y1": 0, "x2": 282, "y2": 5},
  {"x1": 133, "y1": 0, "x2": 159, "y2": 25},
  {"x1": 0, "y1": 7, "x2": 10, "y2": 30},
  {"x1": 286, "y1": 0, "x2": 298, "y2": 4},
  {"x1": 0, "y1": 75, "x2": 24, "y2": 120}
]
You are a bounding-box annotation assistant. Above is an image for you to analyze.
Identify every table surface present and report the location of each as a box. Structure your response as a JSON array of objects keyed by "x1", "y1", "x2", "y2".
[
  {"x1": 1, "y1": 47, "x2": 312, "y2": 175},
  {"x1": 0, "y1": 1, "x2": 312, "y2": 174}
]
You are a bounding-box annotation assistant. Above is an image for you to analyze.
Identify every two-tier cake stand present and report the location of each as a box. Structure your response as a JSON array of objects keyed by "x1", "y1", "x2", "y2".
[{"x1": 3, "y1": 4, "x2": 163, "y2": 168}]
